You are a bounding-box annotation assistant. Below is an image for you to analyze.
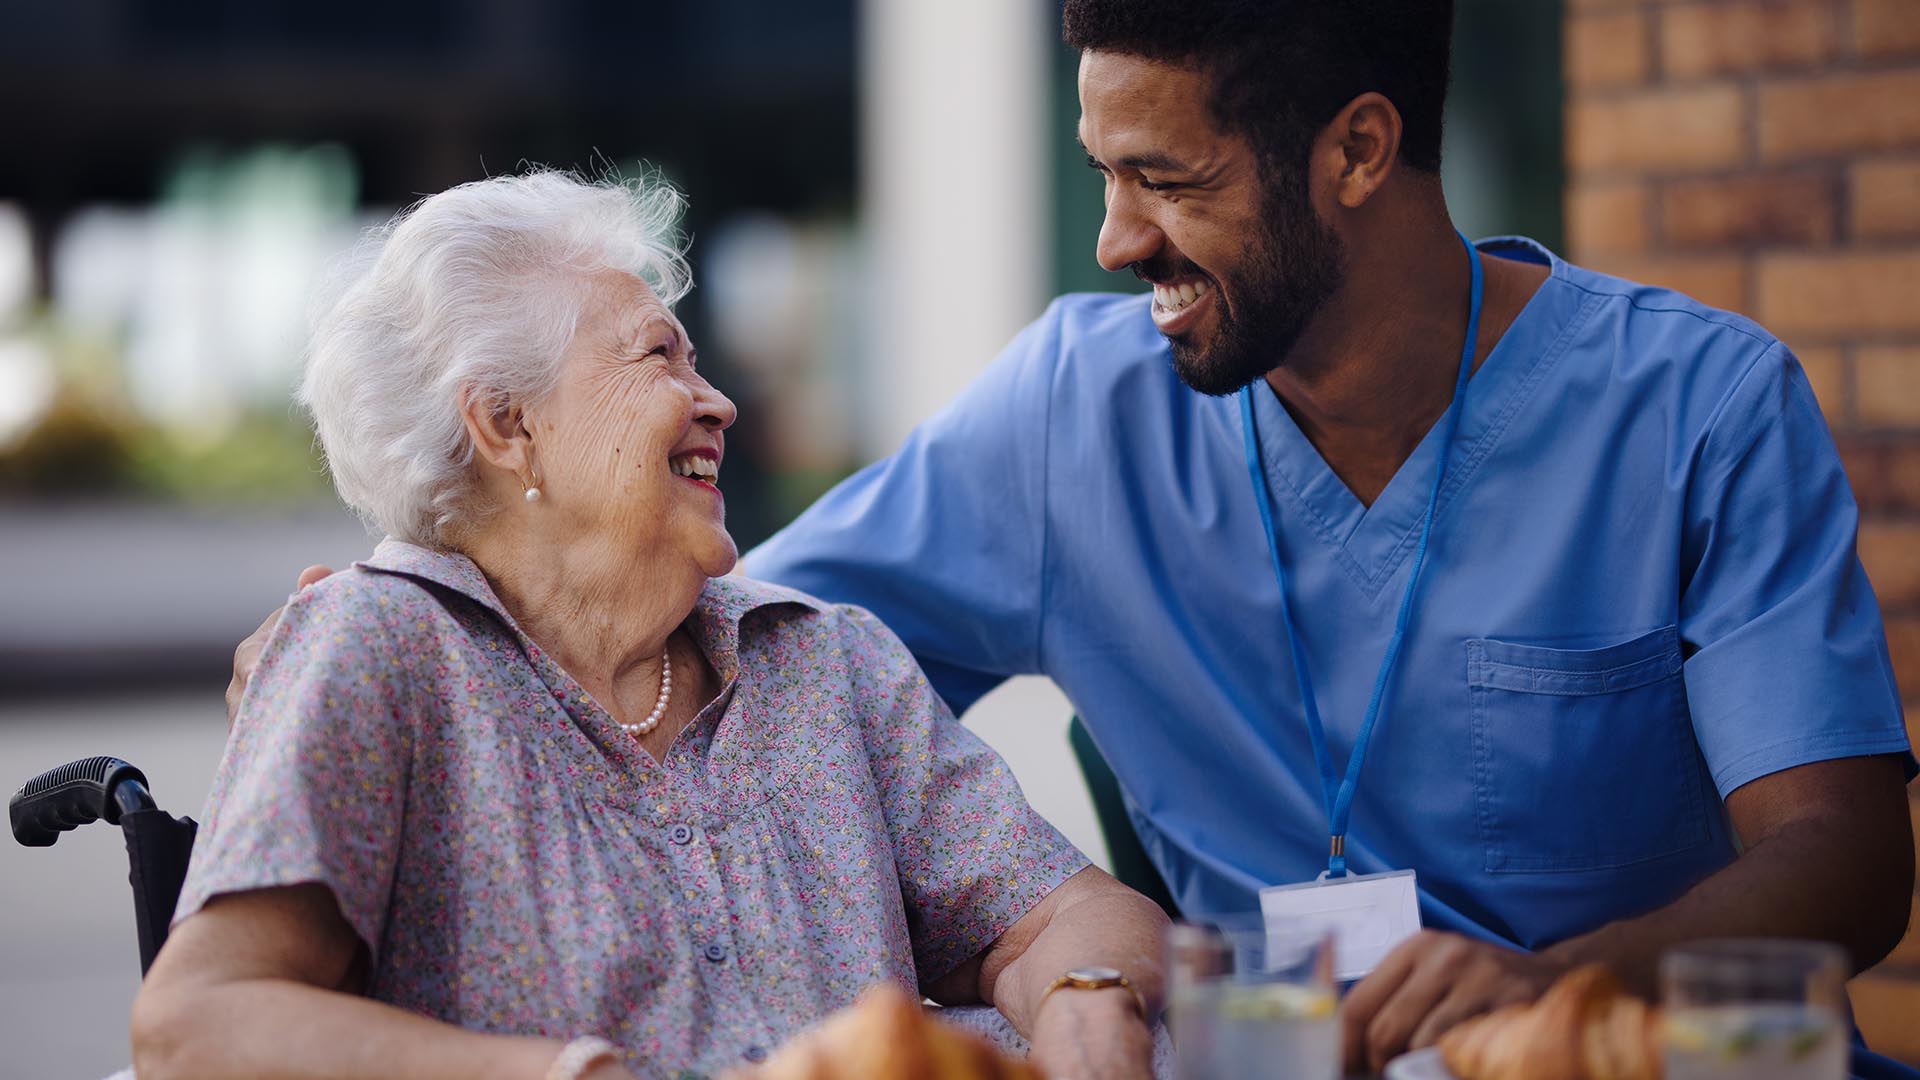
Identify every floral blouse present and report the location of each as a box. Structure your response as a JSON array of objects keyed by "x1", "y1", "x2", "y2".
[{"x1": 176, "y1": 539, "x2": 1087, "y2": 1079}]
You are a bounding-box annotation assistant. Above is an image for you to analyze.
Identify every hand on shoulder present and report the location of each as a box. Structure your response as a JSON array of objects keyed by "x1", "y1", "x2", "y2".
[{"x1": 226, "y1": 564, "x2": 336, "y2": 726}]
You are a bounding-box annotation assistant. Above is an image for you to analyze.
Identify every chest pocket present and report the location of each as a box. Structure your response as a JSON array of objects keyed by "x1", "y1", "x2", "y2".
[{"x1": 1467, "y1": 626, "x2": 1709, "y2": 873}]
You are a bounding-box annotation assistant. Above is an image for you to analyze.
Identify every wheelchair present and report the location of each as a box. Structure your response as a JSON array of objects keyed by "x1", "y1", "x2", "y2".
[{"x1": 9, "y1": 755, "x2": 198, "y2": 975}]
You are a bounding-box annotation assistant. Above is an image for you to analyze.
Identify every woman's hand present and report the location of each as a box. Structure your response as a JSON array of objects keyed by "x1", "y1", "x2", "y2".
[{"x1": 1025, "y1": 988, "x2": 1154, "y2": 1080}]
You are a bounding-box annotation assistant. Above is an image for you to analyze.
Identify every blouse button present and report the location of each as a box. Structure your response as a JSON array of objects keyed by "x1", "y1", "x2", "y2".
[
  {"x1": 703, "y1": 942, "x2": 729, "y2": 963},
  {"x1": 742, "y1": 1046, "x2": 768, "y2": 1064},
  {"x1": 669, "y1": 823, "x2": 694, "y2": 845}
]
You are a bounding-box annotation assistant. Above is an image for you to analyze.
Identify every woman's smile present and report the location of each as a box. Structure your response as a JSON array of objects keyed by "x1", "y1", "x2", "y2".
[{"x1": 668, "y1": 447, "x2": 722, "y2": 497}]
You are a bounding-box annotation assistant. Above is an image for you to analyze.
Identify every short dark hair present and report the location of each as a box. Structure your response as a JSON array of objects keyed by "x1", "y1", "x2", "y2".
[{"x1": 1062, "y1": 0, "x2": 1454, "y2": 175}]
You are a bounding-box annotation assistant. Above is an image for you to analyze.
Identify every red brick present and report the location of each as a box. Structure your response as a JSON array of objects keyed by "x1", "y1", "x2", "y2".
[
  {"x1": 1567, "y1": 182, "x2": 1652, "y2": 257},
  {"x1": 1760, "y1": 69, "x2": 1920, "y2": 163},
  {"x1": 1858, "y1": 347, "x2": 1920, "y2": 428},
  {"x1": 1663, "y1": 172, "x2": 1838, "y2": 249},
  {"x1": 1853, "y1": 970, "x2": 1920, "y2": 1064},
  {"x1": 1569, "y1": 9, "x2": 1652, "y2": 89},
  {"x1": 1860, "y1": 520, "x2": 1920, "y2": 609},
  {"x1": 1852, "y1": 159, "x2": 1920, "y2": 241},
  {"x1": 1852, "y1": 0, "x2": 1920, "y2": 60},
  {"x1": 1838, "y1": 435, "x2": 1920, "y2": 515},
  {"x1": 1887, "y1": 615, "x2": 1920, "y2": 698},
  {"x1": 1899, "y1": 791, "x2": 1920, "y2": 889},
  {"x1": 1661, "y1": 2, "x2": 1839, "y2": 80},
  {"x1": 1569, "y1": 85, "x2": 1750, "y2": 174},
  {"x1": 1793, "y1": 345, "x2": 1849, "y2": 424},
  {"x1": 1882, "y1": 881, "x2": 1920, "y2": 967},
  {"x1": 1756, "y1": 251, "x2": 1920, "y2": 338},
  {"x1": 1583, "y1": 254, "x2": 1752, "y2": 313}
]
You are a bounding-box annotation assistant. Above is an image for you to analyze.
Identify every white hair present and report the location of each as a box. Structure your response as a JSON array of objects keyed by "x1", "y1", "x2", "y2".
[{"x1": 299, "y1": 169, "x2": 690, "y2": 545}]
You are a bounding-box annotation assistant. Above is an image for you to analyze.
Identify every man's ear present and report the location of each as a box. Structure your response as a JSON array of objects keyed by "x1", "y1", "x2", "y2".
[
  {"x1": 459, "y1": 388, "x2": 533, "y2": 481},
  {"x1": 1324, "y1": 91, "x2": 1404, "y2": 210}
]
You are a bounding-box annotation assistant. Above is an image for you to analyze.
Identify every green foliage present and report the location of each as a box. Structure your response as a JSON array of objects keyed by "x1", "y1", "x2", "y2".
[
  {"x1": 0, "y1": 393, "x2": 140, "y2": 495},
  {"x1": 0, "y1": 393, "x2": 331, "y2": 503},
  {"x1": 128, "y1": 414, "x2": 333, "y2": 504}
]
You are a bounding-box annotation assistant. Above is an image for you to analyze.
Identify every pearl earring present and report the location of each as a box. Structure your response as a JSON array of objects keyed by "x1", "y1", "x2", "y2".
[{"x1": 524, "y1": 485, "x2": 541, "y2": 503}]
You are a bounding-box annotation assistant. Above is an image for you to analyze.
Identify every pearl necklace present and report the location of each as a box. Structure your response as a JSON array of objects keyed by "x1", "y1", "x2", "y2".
[{"x1": 620, "y1": 650, "x2": 672, "y2": 736}]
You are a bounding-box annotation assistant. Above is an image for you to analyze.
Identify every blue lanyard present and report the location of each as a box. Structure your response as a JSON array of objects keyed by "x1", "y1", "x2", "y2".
[{"x1": 1237, "y1": 232, "x2": 1484, "y2": 878}]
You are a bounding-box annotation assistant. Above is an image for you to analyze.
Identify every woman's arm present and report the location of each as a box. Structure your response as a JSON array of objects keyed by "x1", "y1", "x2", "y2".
[
  {"x1": 133, "y1": 884, "x2": 634, "y2": 1080},
  {"x1": 929, "y1": 866, "x2": 1168, "y2": 1080}
]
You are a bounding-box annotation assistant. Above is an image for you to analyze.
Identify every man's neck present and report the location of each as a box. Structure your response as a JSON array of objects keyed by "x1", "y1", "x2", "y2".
[{"x1": 1263, "y1": 230, "x2": 1547, "y2": 507}]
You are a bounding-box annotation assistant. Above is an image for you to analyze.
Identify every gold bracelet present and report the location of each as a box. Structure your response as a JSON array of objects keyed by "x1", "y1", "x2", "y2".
[{"x1": 546, "y1": 1036, "x2": 619, "y2": 1080}]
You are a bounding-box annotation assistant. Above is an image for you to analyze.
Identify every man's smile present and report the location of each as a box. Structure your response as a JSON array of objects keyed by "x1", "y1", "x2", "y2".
[{"x1": 1150, "y1": 275, "x2": 1214, "y2": 335}]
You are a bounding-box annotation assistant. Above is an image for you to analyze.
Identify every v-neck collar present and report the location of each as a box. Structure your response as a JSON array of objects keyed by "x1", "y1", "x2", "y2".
[{"x1": 1244, "y1": 236, "x2": 1601, "y2": 597}]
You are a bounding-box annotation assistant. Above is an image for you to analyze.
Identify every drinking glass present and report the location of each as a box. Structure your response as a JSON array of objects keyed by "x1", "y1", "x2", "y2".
[
  {"x1": 1660, "y1": 939, "x2": 1848, "y2": 1080},
  {"x1": 1165, "y1": 915, "x2": 1339, "y2": 1080}
]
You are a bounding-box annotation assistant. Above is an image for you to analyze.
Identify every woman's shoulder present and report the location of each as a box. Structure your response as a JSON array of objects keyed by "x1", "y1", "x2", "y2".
[
  {"x1": 705, "y1": 574, "x2": 900, "y2": 651},
  {"x1": 285, "y1": 561, "x2": 460, "y2": 634},
  {"x1": 238, "y1": 558, "x2": 499, "y2": 739},
  {"x1": 259, "y1": 562, "x2": 483, "y2": 691}
]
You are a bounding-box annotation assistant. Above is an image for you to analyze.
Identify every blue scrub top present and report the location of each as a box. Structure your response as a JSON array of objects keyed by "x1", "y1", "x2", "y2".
[{"x1": 743, "y1": 237, "x2": 1913, "y2": 951}]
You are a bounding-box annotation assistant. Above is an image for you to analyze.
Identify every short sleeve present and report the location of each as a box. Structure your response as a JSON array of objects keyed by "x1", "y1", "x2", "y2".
[
  {"x1": 1680, "y1": 343, "x2": 1914, "y2": 797},
  {"x1": 835, "y1": 606, "x2": 1089, "y2": 984},
  {"x1": 741, "y1": 301, "x2": 1068, "y2": 715},
  {"x1": 172, "y1": 572, "x2": 418, "y2": 962}
]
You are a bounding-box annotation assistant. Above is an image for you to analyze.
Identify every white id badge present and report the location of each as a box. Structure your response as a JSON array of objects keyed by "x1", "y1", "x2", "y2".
[{"x1": 1259, "y1": 868, "x2": 1421, "y2": 982}]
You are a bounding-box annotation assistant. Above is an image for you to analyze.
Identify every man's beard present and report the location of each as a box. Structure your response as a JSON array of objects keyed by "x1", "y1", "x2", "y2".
[{"x1": 1139, "y1": 174, "x2": 1347, "y2": 397}]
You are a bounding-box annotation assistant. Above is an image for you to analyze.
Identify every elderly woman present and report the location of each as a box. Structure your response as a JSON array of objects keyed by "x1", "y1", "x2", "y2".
[{"x1": 130, "y1": 172, "x2": 1166, "y2": 1080}]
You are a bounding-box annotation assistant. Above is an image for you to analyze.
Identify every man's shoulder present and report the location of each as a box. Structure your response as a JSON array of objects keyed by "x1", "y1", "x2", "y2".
[
  {"x1": 1041, "y1": 291, "x2": 1166, "y2": 368},
  {"x1": 1018, "y1": 291, "x2": 1196, "y2": 413},
  {"x1": 1534, "y1": 259, "x2": 1838, "y2": 476},
  {"x1": 1556, "y1": 259, "x2": 1786, "y2": 375}
]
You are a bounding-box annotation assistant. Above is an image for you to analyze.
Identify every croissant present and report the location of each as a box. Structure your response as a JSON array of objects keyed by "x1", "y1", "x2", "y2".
[
  {"x1": 1439, "y1": 965, "x2": 1662, "y2": 1080},
  {"x1": 732, "y1": 983, "x2": 1045, "y2": 1080}
]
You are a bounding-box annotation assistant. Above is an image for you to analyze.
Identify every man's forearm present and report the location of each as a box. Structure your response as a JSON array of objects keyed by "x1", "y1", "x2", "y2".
[{"x1": 1545, "y1": 799, "x2": 1914, "y2": 995}]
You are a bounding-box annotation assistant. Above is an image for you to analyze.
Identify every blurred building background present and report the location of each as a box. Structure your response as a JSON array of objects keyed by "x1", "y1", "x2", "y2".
[{"x1": 0, "y1": 0, "x2": 1909, "y2": 1076}]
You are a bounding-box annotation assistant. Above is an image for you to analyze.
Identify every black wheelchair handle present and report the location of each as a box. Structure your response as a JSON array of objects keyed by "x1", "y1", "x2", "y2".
[{"x1": 9, "y1": 756, "x2": 155, "y2": 847}]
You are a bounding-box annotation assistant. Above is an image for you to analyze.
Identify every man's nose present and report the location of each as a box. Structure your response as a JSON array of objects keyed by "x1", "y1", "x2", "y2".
[{"x1": 1095, "y1": 194, "x2": 1162, "y2": 273}]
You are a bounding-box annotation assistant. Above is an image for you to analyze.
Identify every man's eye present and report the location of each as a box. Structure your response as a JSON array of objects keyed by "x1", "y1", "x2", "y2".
[{"x1": 1139, "y1": 179, "x2": 1179, "y2": 193}]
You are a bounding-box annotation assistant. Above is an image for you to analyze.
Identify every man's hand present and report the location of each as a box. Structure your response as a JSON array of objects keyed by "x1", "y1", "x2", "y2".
[
  {"x1": 225, "y1": 564, "x2": 334, "y2": 726},
  {"x1": 1341, "y1": 930, "x2": 1567, "y2": 1074},
  {"x1": 1027, "y1": 988, "x2": 1153, "y2": 1080}
]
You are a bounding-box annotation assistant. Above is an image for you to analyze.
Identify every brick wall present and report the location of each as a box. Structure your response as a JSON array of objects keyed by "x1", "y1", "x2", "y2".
[{"x1": 1563, "y1": 0, "x2": 1920, "y2": 1062}]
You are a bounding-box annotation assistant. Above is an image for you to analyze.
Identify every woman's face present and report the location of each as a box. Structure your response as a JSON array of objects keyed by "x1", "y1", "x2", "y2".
[{"x1": 523, "y1": 271, "x2": 738, "y2": 579}]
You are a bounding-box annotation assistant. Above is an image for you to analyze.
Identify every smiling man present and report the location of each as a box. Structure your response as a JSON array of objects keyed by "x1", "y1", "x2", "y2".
[{"x1": 742, "y1": 0, "x2": 1917, "y2": 1073}]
